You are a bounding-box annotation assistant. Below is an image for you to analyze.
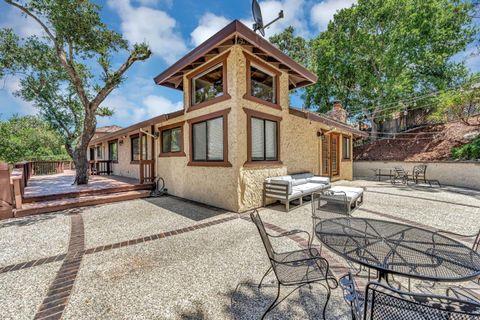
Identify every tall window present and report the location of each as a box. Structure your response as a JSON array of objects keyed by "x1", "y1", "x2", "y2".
[
  {"x1": 108, "y1": 140, "x2": 118, "y2": 161},
  {"x1": 251, "y1": 117, "x2": 278, "y2": 161},
  {"x1": 96, "y1": 145, "x2": 103, "y2": 159},
  {"x1": 191, "y1": 64, "x2": 224, "y2": 106},
  {"x1": 250, "y1": 65, "x2": 276, "y2": 104},
  {"x1": 131, "y1": 135, "x2": 147, "y2": 161},
  {"x1": 192, "y1": 117, "x2": 224, "y2": 161},
  {"x1": 343, "y1": 136, "x2": 351, "y2": 160},
  {"x1": 162, "y1": 127, "x2": 182, "y2": 153}
]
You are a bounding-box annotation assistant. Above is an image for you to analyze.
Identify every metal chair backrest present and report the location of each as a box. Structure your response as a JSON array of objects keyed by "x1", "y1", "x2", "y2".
[
  {"x1": 394, "y1": 167, "x2": 407, "y2": 177},
  {"x1": 413, "y1": 165, "x2": 427, "y2": 179},
  {"x1": 473, "y1": 229, "x2": 480, "y2": 253},
  {"x1": 250, "y1": 210, "x2": 275, "y2": 261},
  {"x1": 365, "y1": 282, "x2": 480, "y2": 319}
]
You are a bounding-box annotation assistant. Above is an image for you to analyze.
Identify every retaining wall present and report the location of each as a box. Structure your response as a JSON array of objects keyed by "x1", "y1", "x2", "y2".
[{"x1": 354, "y1": 161, "x2": 480, "y2": 190}]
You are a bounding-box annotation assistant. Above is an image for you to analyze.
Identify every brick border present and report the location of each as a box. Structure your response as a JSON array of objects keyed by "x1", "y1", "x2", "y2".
[{"x1": 33, "y1": 214, "x2": 85, "y2": 320}]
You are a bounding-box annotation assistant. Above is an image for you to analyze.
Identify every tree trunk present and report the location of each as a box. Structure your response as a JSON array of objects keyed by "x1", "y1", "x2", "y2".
[
  {"x1": 370, "y1": 120, "x2": 379, "y2": 140},
  {"x1": 73, "y1": 111, "x2": 97, "y2": 185},
  {"x1": 73, "y1": 146, "x2": 89, "y2": 184}
]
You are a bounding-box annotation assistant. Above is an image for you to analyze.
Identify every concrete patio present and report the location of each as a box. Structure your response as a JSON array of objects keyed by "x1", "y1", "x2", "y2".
[{"x1": 0, "y1": 180, "x2": 479, "y2": 319}]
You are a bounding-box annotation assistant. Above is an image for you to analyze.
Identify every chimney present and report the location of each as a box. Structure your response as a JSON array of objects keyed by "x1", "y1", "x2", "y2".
[{"x1": 329, "y1": 100, "x2": 347, "y2": 123}]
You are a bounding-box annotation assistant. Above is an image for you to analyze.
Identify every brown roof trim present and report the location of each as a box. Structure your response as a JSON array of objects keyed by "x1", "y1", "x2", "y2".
[
  {"x1": 153, "y1": 20, "x2": 317, "y2": 89},
  {"x1": 288, "y1": 108, "x2": 368, "y2": 138},
  {"x1": 90, "y1": 109, "x2": 184, "y2": 145}
]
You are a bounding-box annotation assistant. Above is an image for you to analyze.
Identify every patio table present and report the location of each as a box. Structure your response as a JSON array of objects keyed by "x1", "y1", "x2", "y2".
[{"x1": 315, "y1": 217, "x2": 480, "y2": 283}]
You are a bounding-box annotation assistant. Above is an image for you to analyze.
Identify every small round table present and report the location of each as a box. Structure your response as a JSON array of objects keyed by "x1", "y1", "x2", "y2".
[{"x1": 316, "y1": 217, "x2": 480, "y2": 282}]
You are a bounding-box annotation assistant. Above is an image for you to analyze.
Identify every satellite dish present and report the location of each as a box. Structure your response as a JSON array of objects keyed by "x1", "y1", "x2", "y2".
[{"x1": 252, "y1": 0, "x2": 284, "y2": 37}]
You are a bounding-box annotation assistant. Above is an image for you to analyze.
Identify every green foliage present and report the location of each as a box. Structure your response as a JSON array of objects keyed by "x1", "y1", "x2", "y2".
[
  {"x1": 429, "y1": 75, "x2": 480, "y2": 125},
  {"x1": 270, "y1": 0, "x2": 477, "y2": 132},
  {"x1": 0, "y1": 115, "x2": 70, "y2": 164},
  {"x1": 451, "y1": 136, "x2": 480, "y2": 160}
]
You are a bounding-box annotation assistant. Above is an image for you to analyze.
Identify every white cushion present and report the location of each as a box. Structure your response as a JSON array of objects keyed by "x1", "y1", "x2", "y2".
[
  {"x1": 292, "y1": 183, "x2": 326, "y2": 195},
  {"x1": 328, "y1": 186, "x2": 364, "y2": 202},
  {"x1": 291, "y1": 173, "x2": 314, "y2": 180},
  {"x1": 308, "y1": 176, "x2": 330, "y2": 184}
]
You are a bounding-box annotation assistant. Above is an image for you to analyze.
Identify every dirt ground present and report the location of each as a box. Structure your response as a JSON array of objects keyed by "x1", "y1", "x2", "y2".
[{"x1": 354, "y1": 120, "x2": 479, "y2": 161}]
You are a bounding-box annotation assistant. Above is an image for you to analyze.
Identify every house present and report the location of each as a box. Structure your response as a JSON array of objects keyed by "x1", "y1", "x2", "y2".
[{"x1": 87, "y1": 20, "x2": 367, "y2": 212}]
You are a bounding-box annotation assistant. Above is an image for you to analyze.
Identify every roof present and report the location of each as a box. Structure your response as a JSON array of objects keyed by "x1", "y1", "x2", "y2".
[
  {"x1": 90, "y1": 110, "x2": 184, "y2": 145},
  {"x1": 95, "y1": 125, "x2": 122, "y2": 134},
  {"x1": 288, "y1": 108, "x2": 368, "y2": 138},
  {"x1": 154, "y1": 20, "x2": 317, "y2": 91}
]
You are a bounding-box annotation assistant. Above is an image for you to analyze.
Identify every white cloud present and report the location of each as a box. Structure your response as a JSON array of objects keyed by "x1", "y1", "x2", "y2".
[
  {"x1": 134, "y1": 0, "x2": 172, "y2": 7},
  {"x1": 108, "y1": 0, "x2": 187, "y2": 64},
  {"x1": 310, "y1": 0, "x2": 356, "y2": 31},
  {"x1": 190, "y1": 13, "x2": 230, "y2": 47},
  {"x1": 143, "y1": 94, "x2": 183, "y2": 117},
  {"x1": 242, "y1": 0, "x2": 310, "y2": 38},
  {"x1": 98, "y1": 91, "x2": 182, "y2": 127},
  {"x1": 1, "y1": 8, "x2": 46, "y2": 38},
  {"x1": 1, "y1": 76, "x2": 37, "y2": 115}
]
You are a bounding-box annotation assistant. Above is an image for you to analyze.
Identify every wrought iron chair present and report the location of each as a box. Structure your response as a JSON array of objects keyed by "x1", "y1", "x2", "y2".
[
  {"x1": 391, "y1": 167, "x2": 410, "y2": 185},
  {"x1": 412, "y1": 164, "x2": 441, "y2": 187},
  {"x1": 339, "y1": 272, "x2": 480, "y2": 319},
  {"x1": 250, "y1": 210, "x2": 338, "y2": 319}
]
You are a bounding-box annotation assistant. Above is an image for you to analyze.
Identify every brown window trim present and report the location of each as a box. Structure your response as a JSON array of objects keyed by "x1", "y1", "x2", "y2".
[
  {"x1": 187, "y1": 108, "x2": 232, "y2": 167},
  {"x1": 107, "y1": 139, "x2": 119, "y2": 163},
  {"x1": 158, "y1": 121, "x2": 186, "y2": 157},
  {"x1": 243, "y1": 51, "x2": 281, "y2": 110},
  {"x1": 187, "y1": 51, "x2": 231, "y2": 113},
  {"x1": 129, "y1": 133, "x2": 147, "y2": 164},
  {"x1": 243, "y1": 108, "x2": 282, "y2": 167},
  {"x1": 342, "y1": 134, "x2": 352, "y2": 161}
]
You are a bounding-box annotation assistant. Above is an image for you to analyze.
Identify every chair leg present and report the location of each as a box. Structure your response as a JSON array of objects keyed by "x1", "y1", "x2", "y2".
[
  {"x1": 262, "y1": 282, "x2": 281, "y2": 320},
  {"x1": 323, "y1": 283, "x2": 331, "y2": 320},
  {"x1": 258, "y1": 266, "x2": 273, "y2": 289}
]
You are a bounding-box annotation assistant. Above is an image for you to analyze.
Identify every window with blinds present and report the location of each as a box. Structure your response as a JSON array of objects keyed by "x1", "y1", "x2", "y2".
[
  {"x1": 251, "y1": 117, "x2": 277, "y2": 161},
  {"x1": 192, "y1": 117, "x2": 224, "y2": 161},
  {"x1": 162, "y1": 127, "x2": 182, "y2": 153}
]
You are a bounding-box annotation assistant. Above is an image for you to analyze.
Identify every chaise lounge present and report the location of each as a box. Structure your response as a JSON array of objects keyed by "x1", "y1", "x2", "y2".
[{"x1": 263, "y1": 173, "x2": 331, "y2": 212}]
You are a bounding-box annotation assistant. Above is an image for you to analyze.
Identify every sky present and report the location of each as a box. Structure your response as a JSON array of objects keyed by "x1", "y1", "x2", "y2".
[{"x1": 0, "y1": 0, "x2": 479, "y2": 128}]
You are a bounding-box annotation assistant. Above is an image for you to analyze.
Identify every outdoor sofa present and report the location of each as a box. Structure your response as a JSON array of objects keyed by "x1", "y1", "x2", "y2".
[{"x1": 263, "y1": 173, "x2": 331, "y2": 212}]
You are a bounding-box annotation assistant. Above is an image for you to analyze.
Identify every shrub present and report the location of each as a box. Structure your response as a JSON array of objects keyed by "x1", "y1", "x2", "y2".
[{"x1": 451, "y1": 137, "x2": 480, "y2": 160}]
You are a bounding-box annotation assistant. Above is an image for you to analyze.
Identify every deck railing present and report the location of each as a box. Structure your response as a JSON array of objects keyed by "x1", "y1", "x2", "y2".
[
  {"x1": 89, "y1": 160, "x2": 113, "y2": 175},
  {"x1": 0, "y1": 162, "x2": 14, "y2": 219},
  {"x1": 140, "y1": 160, "x2": 155, "y2": 184}
]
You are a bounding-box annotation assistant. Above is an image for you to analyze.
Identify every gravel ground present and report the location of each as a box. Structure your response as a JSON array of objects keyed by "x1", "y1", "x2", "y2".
[
  {"x1": 64, "y1": 218, "x2": 349, "y2": 319},
  {"x1": 0, "y1": 261, "x2": 61, "y2": 320},
  {"x1": 0, "y1": 180, "x2": 479, "y2": 319},
  {"x1": 82, "y1": 197, "x2": 229, "y2": 249},
  {"x1": 0, "y1": 213, "x2": 70, "y2": 265}
]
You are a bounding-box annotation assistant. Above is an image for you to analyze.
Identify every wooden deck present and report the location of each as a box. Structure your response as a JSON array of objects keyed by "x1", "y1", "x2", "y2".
[{"x1": 16, "y1": 170, "x2": 153, "y2": 217}]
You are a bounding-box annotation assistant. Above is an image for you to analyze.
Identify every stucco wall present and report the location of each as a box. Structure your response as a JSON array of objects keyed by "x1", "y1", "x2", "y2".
[{"x1": 354, "y1": 161, "x2": 480, "y2": 190}]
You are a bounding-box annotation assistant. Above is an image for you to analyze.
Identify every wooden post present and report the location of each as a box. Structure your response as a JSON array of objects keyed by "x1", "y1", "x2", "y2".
[
  {"x1": 139, "y1": 130, "x2": 144, "y2": 184},
  {"x1": 151, "y1": 124, "x2": 155, "y2": 182},
  {"x1": 0, "y1": 162, "x2": 14, "y2": 219}
]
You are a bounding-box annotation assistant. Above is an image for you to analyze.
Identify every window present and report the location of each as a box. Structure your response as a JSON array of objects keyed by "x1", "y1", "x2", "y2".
[
  {"x1": 89, "y1": 148, "x2": 95, "y2": 161},
  {"x1": 244, "y1": 108, "x2": 282, "y2": 165},
  {"x1": 131, "y1": 134, "x2": 147, "y2": 162},
  {"x1": 108, "y1": 140, "x2": 118, "y2": 162},
  {"x1": 191, "y1": 64, "x2": 224, "y2": 106},
  {"x1": 192, "y1": 117, "x2": 223, "y2": 161},
  {"x1": 96, "y1": 145, "x2": 103, "y2": 159},
  {"x1": 250, "y1": 66, "x2": 276, "y2": 104},
  {"x1": 187, "y1": 51, "x2": 230, "y2": 111},
  {"x1": 251, "y1": 118, "x2": 278, "y2": 161},
  {"x1": 162, "y1": 127, "x2": 183, "y2": 153},
  {"x1": 188, "y1": 109, "x2": 231, "y2": 167},
  {"x1": 343, "y1": 136, "x2": 351, "y2": 160},
  {"x1": 244, "y1": 52, "x2": 280, "y2": 109}
]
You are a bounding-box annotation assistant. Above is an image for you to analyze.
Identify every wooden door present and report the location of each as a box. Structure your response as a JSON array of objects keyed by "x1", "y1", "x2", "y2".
[
  {"x1": 331, "y1": 133, "x2": 340, "y2": 176},
  {"x1": 321, "y1": 133, "x2": 340, "y2": 177},
  {"x1": 321, "y1": 135, "x2": 330, "y2": 176}
]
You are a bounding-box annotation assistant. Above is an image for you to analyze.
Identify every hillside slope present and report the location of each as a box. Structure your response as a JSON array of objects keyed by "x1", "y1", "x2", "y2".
[{"x1": 354, "y1": 121, "x2": 479, "y2": 161}]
